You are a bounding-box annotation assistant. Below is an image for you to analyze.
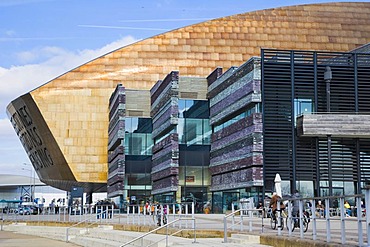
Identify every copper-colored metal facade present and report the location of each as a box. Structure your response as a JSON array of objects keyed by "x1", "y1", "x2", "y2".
[{"x1": 6, "y1": 2, "x2": 370, "y2": 192}]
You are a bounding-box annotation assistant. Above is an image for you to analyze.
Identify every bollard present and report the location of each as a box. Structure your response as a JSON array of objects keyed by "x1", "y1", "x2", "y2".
[
  {"x1": 223, "y1": 216, "x2": 227, "y2": 243},
  {"x1": 356, "y1": 196, "x2": 363, "y2": 246},
  {"x1": 299, "y1": 199, "x2": 304, "y2": 239},
  {"x1": 311, "y1": 199, "x2": 317, "y2": 241},
  {"x1": 365, "y1": 185, "x2": 370, "y2": 245},
  {"x1": 325, "y1": 198, "x2": 331, "y2": 243},
  {"x1": 339, "y1": 197, "x2": 345, "y2": 245},
  {"x1": 277, "y1": 199, "x2": 281, "y2": 236},
  {"x1": 1, "y1": 209, "x2": 3, "y2": 231},
  {"x1": 287, "y1": 200, "x2": 292, "y2": 236}
]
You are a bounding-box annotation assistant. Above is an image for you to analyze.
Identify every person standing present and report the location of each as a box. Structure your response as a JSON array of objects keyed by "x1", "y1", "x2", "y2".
[{"x1": 344, "y1": 201, "x2": 351, "y2": 217}]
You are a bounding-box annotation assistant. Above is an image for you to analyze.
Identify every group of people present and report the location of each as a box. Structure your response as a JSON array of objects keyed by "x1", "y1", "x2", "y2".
[
  {"x1": 269, "y1": 190, "x2": 301, "y2": 220},
  {"x1": 268, "y1": 190, "x2": 365, "y2": 219},
  {"x1": 154, "y1": 203, "x2": 168, "y2": 226}
]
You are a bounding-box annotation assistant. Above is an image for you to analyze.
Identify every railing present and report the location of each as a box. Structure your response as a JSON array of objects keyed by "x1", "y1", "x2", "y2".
[
  {"x1": 278, "y1": 193, "x2": 370, "y2": 246},
  {"x1": 0, "y1": 210, "x2": 4, "y2": 231},
  {"x1": 223, "y1": 208, "x2": 264, "y2": 243},
  {"x1": 120, "y1": 217, "x2": 196, "y2": 247},
  {"x1": 65, "y1": 209, "x2": 111, "y2": 242},
  {"x1": 125, "y1": 202, "x2": 195, "y2": 227},
  {"x1": 224, "y1": 190, "x2": 370, "y2": 247},
  {"x1": 0, "y1": 205, "x2": 116, "y2": 225}
]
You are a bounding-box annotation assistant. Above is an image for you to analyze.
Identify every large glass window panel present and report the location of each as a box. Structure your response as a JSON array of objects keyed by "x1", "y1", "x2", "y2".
[
  {"x1": 178, "y1": 118, "x2": 185, "y2": 143},
  {"x1": 296, "y1": 181, "x2": 314, "y2": 197},
  {"x1": 178, "y1": 166, "x2": 210, "y2": 186},
  {"x1": 178, "y1": 119, "x2": 210, "y2": 145},
  {"x1": 127, "y1": 173, "x2": 151, "y2": 185},
  {"x1": 185, "y1": 119, "x2": 201, "y2": 145},
  {"x1": 179, "y1": 99, "x2": 209, "y2": 119},
  {"x1": 203, "y1": 120, "x2": 211, "y2": 144},
  {"x1": 125, "y1": 133, "x2": 153, "y2": 155},
  {"x1": 125, "y1": 118, "x2": 138, "y2": 133},
  {"x1": 294, "y1": 98, "x2": 313, "y2": 125},
  {"x1": 125, "y1": 117, "x2": 152, "y2": 133},
  {"x1": 178, "y1": 100, "x2": 187, "y2": 118},
  {"x1": 343, "y1": 181, "x2": 355, "y2": 196},
  {"x1": 212, "y1": 192, "x2": 223, "y2": 214}
]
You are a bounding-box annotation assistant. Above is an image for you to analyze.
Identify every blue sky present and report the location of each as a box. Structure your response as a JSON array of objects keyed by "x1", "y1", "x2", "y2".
[{"x1": 0, "y1": 0, "x2": 367, "y2": 177}]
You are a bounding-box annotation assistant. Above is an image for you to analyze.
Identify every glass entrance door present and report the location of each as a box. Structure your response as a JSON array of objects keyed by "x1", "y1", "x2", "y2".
[{"x1": 222, "y1": 192, "x2": 239, "y2": 213}]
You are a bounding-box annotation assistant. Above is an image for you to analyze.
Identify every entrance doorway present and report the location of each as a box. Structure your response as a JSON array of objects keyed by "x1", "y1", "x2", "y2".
[{"x1": 222, "y1": 192, "x2": 239, "y2": 213}]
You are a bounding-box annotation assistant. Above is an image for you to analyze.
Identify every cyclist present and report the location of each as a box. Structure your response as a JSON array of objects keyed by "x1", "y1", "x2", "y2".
[
  {"x1": 270, "y1": 192, "x2": 285, "y2": 220},
  {"x1": 291, "y1": 190, "x2": 301, "y2": 227}
]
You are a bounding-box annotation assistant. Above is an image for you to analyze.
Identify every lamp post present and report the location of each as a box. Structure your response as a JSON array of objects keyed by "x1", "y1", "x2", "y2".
[
  {"x1": 22, "y1": 163, "x2": 35, "y2": 203},
  {"x1": 324, "y1": 66, "x2": 333, "y2": 197}
]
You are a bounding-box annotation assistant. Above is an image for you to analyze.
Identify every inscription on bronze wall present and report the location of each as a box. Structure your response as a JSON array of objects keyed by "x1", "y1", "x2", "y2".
[{"x1": 9, "y1": 104, "x2": 54, "y2": 171}]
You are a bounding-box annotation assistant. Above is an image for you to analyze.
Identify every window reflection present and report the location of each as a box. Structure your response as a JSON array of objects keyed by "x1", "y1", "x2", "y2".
[
  {"x1": 177, "y1": 100, "x2": 210, "y2": 145},
  {"x1": 294, "y1": 98, "x2": 313, "y2": 116},
  {"x1": 125, "y1": 118, "x2": 153, "y2": 155}
]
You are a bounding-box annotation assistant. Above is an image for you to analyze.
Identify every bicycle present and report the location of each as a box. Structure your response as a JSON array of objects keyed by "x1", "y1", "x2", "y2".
[
  {"x1": 286, "y1": 211, "x2": 310, "y2": 232},
  {"x1": 268, "y1": 208, "x2": 285, "y2": 230}
]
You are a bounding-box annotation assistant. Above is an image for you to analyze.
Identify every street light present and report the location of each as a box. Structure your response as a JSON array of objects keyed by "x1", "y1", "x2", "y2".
[
  {"x1": 324, "y1": 66, "x2": 333, "y2": 197},
  {"x1": 22, "y1": 163, "x2": 35, "y2": 203},
  {"x1": 324, "y1": 66, "x2": 332, "y2": 112}
]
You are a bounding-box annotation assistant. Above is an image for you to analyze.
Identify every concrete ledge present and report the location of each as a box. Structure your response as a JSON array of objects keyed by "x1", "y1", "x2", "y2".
[
  {"x1": 229, "y1": 233, "x2": 260, "y2": 244},
  {"x1": 260, "y1": 234, "x2": 358, "y2": 247}
]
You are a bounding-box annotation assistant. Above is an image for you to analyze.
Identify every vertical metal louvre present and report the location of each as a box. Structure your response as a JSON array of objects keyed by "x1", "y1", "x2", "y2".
[
  {"x1": 262, "y1": 49, "x2": 370, "y2": 192},
  {"x1": 293, "y1": 52, "x2": 316, "y2": 181},
  {"x1": 263, "y1": 50, "x2": 293, "y2": 186}
]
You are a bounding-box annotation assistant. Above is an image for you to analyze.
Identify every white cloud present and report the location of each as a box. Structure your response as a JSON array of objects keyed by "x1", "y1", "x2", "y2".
[
  {"x1": 0, "y1": 35, "x2": 137, "y2": 115},
  {"x1": 5, "y1": 30, "x2": 16, "y2": 37},
  {"x1": 0, "y1": 35, "x2": 138, "y2": 175},
  {"x1": 0, "y1": 0, "x2": 55, "y2": 7},
  {"x1": 0, "y1": 117, "x2": 30, "y2": 174},
  {"x1": 0, "y1": 118, "x2": 14, "y2": 136}
]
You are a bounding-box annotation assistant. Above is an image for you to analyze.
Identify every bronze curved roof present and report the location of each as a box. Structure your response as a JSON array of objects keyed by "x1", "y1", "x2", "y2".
[{"x1": 7, "y1": 2, "x2": 370, "y2": 192}]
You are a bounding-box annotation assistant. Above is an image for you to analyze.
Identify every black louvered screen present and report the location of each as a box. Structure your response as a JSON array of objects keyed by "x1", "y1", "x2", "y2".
[
  {"x1": 318, "y1": 138, "x2": 357, "y2": 182},
  {"x1": 360, "y1": 139, "x2": 370, "y2": 183},
  {"x1": 262, "y1": 49, "x2": 370, "y2": 194},
  {"x1": 262, "y1": 50, "x2": 293, "y2": 185}
]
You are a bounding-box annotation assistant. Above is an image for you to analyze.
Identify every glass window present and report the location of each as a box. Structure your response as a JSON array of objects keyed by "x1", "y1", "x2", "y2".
[
  {"x1": 125, "y1": 118, "x2": 138, "y2": 133},
  {"x1": 178, "y1": 100, "x2": 187, "y2": 118},
  {"x1": 127, "y1": 173, "x2": 151, "y2": 185},
  {"x1": 296, "y1": 181, "x2": 314, "y2": 197},
  {"x1": 125, "y1": 133, "x2": 153, "y2": 155},
  {"x1": 124, "y1": 117, "x2": 153, "y2": 155},
  {"x1": 125, "y1": 117, "x2": 152, "y2": 133},
  {"x1": 178, "y1": 99, "x2": 209, "y2": 119},
  {"x1": 294, "y1": 98, "x2": 313, "y2": 121},
  {"x1": 178, "y1": 119, "x2": 210, "y2": 145},
  {"x1": 177, "y1": 99, "x2": 210, "y2": 145}
]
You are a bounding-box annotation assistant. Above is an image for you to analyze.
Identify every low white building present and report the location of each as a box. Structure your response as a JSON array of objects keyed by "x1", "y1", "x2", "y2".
[{"x1": 0, "y1": 174, "x2": 66, "y2": 208}]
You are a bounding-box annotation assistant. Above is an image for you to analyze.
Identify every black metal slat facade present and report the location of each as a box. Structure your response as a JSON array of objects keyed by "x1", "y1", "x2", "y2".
[{"x1": 262, "y1": 49, "x2": 370, "y2": 195}]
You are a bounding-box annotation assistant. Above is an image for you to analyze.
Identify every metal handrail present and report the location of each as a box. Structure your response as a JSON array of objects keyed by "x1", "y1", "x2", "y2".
[
  {"x1": 283, "y1": 193, "x2": 368, "y2": 246},
  {"x1": 120, "y1": 217, "x2": 196, "y2": 247},
  {"x1": 223, "y1": 208, "x2": 263, "y2": 243},
  {"x1": 0, "y1": 210, "x2": 4, "y2": 231},
  {"x1": 65, "y1": 209, "x2": 109, "y2": 242}
]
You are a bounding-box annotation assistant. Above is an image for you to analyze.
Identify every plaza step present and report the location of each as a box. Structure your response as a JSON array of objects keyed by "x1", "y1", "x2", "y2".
[{"x1": 228, "y1": 233, "x2": 260, "y2": 244}]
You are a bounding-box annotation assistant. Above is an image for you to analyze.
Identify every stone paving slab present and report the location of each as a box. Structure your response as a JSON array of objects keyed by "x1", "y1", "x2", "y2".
[{"x1": 0, "y1": 230, "x2": 80, "y2": 247}]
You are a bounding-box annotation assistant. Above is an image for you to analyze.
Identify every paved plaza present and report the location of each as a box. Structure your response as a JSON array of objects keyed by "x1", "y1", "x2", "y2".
[{"x1": 1, "y1": 213, "x2": 369, "y2": 246}]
